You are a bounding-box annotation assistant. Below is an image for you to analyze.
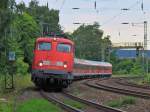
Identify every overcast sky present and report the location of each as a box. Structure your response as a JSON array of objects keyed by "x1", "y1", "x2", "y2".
[{"x1": 16, "y1": 0, "x2": 150, "y2": 48}]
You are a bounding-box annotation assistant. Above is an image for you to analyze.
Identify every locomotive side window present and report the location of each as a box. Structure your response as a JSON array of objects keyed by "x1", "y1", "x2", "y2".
[
  {"x1": 38, "y1": 42, "x2": 51, "y2": 50},
  {"x1": 57, "y1": 43, "x2": 71, "y2": 53}
]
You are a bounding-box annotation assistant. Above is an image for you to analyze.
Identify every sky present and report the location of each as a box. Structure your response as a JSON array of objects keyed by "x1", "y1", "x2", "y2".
[{"x1": 16, "y1": 0, "x2": 150, "y2": 49}]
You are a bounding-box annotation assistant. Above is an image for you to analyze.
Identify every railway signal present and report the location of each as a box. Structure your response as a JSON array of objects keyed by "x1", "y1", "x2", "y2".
[
  {"x1": 8, "y1": 51, "x2": 16, "y2": 61},
  {"x1": 5, "y1": 51, "x2": 16, "y2": 89}
]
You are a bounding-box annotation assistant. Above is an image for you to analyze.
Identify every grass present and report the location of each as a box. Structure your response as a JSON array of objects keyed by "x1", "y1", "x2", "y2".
[
  {"x1": 14, "y1": 74, "x2": 34, "y2": 91},
  {"x1": 16, "y1": 98, "x2": 62, "y2": 112},
  {"x1": 0, "y1": 74, "x2": 34, "y2": 94},
  {"x1": 0, "y1": 74, "x2": 34, "y2": 112},
  {"x1": 127, "y1": 74, "x2": 150, "y2": 86},
  {"x1": 0, "y1": 75, "x2": 5, "y2": 93},
  {"x1": 112, "y1": 74, "x2": 141, "y2": 78},
  {"x1": 105, "y1": 96, "x2": 136, "y2": 108},
  {"x1": 0, "y1": 101, "x2": 13, "y2": 112},
  {"x1": 63, "y1": 99, "x2": 85, "y2": 109},
  {"x1": 143, "y1": 74, "x2": 150, "y2": 84},
  {"x1": 0, "y1": 75, "x2": 64, "y2": 112}
]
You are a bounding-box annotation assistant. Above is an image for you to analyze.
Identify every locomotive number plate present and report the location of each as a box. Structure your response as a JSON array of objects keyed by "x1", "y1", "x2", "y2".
[
  {"x1": 43, "y1": 61, "x2": 50, "y2": 65},
  {"x1": 56, "y1": 61, "x2": 63, "y2": 66}
]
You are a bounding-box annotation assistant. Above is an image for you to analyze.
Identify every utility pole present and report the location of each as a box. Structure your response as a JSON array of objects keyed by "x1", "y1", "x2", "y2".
[
  {"x1": 101, "y1": 42, "x2": 105, "y2": 62},
  {"x1": 144, "y1": 21, "x2": 148, "y2": 75},
  {"x1": 122, "y1": 21, "x2": 148, "y2": 75},
  {"x1": 108, "y1": 43, "x2": 111, "y2": 62}
]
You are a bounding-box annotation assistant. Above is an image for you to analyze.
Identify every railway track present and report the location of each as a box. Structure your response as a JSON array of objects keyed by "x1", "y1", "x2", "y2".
[
  {"x1": 115, "y1": 78, "x2": 150, "y2": 89},
  {"x1": 85, "y1": 78, "x2": 150, "y2": 99},
  {"x1": 63, "y1": 91, "x2": 124, "y2": 112},
  {"x1": 40, "y1": 90, "x2": 84, "y2": 112},
  {"x1": 40, "y1": 90, "x2": 124, "y2": 112}
]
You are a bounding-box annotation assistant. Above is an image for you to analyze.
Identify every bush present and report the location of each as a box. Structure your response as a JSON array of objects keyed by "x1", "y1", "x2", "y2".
[
  {"x1": 106, "y1": 96, "x2": 136, "y2": 107},
  {"x1": 143, "y1": 74, "x2": 150, "y2": 84},
  {"x1": 16, "y1": 57, "x2": 29, "y2": 75}
]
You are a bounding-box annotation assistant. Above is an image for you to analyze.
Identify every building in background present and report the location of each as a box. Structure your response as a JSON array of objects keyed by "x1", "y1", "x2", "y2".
[{"x1": 115, "y1": 49, "x2": 150, "y2": 59}]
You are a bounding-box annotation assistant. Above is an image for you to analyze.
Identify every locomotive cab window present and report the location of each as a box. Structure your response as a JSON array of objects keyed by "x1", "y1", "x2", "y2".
[
  {"x1": 38, "y1": 42, "x2": 51, "y2": 50},
  {"x1": 57, "y1": 43, "x2": 71, "y2": 53}
]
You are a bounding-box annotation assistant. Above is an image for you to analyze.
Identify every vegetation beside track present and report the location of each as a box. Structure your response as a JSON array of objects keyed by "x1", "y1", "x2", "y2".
[
  {"x1": 113, "y1": 73, "x2": 150, "y2": 86},
  {"x1": 0, "y1": 75, "x2": 65, "y2": 112},
  {"x1": 143, "y1": 74, "x2": 150, "y2": 84},
  {"x1": 0, "y1": 101, "x2": 12, "y2": 112},
  {"x1": 126, "y1": 74, "x2": 150, "y2": 86},
  {"x1": 63, "y1": 98, "x2": 85, "y2": 110},
  {"x1": 0, "y1": 74, "x2": 33, "y2": 95},
  {"x1": 112, "y1": 74, "x2": 141, "y2": 78},
  {"x1": 105, "y1": 96, "x2": 136, "y2": 108},
  {"x1": 16, "y1": 98, "x2": 62, "y2": 112},
  {"x1": 0, "y1": 75, "x2": 32, "y2": 112}
]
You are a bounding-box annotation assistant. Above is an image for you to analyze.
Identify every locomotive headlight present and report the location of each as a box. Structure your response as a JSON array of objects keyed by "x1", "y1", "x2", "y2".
[
  {"x1": 53, "y1": 37, "x2": 57, "y2": 41},
  {"x1": 63, "y1": 64, "x2": 67, "y2": 68},
  {"x1": 39, "y1": 62, "x2": 43, "y2": 66}
]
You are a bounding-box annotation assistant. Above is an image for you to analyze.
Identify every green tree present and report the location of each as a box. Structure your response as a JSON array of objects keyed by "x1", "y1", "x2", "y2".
[
  {"x1": 0, "y1": 0, "x2": 62, "y2": 75},
  {"x1": 27, "y1": 0, "x2": 61, "y2": 34},
  {"x1": 72, "y1": 22, "x2": 103, "y2": 60},
  {"x1": 0, "y1": 0, "x2": 10, "y2": 35},
  {"x1": 13, "y1": 13, "x2": 40, "y2": 69},
  {"x1": 0, "y1": 0, "x2": 16, "y2": 74},
  {"x1": 131, "y1": 58, "x2": 144, "y2": 75},
  {"x1": 102, "y1": 35, "x2": 112, "y2": 62},
  {"x1": 0, "y1": 0, "x2": 16, "y2": 32},
  {"x1": 16, "y1": 1, "x2": 26, "y2": 14}
]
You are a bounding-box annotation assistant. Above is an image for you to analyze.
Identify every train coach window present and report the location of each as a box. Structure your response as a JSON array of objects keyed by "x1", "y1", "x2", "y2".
[
  {"x1": 57, "y1": 43, "x2": 71, "y2": 53},
  {"x1": 38, "y1": 42, "x2": 51, "y2": 50}
]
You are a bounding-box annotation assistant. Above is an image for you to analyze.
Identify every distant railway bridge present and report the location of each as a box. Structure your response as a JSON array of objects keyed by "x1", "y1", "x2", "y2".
[
  {"x1": 112, "y1": 42, "x2": 143, "y2": 49},
  {"x1": 112, "y1": 42, "x2": 144, "y2": 57}
]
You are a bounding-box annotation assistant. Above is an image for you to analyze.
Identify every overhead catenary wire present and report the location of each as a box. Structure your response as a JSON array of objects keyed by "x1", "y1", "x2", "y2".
[
  {"x1": 101, "y1": 0, "x2": 141, "y2": 28},
  {"x1": 59, "y1": 0, "x2": 66, "y2": 12},
  {"x1": 45, "y1": 0, "x2": 148, "y2": 42}
]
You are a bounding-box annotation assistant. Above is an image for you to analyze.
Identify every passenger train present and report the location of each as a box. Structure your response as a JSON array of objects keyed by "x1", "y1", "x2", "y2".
[{"x1": 32, "y1": 35, "x2": 112, "y2": 89}]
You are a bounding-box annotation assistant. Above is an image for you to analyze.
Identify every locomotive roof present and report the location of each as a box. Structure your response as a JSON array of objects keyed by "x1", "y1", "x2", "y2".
[
  {"x1": 74, "y1": 58, "x2": 112, "y2": 67},
  {"x1": 36, "y1": 37, "x2": 74, "y2": 44}
]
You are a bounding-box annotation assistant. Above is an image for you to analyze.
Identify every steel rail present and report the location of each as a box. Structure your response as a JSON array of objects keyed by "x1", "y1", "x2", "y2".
[
  {"x1": 63, "y1": 91, "x2": 125, "y2": 112},
  {"x1": 115, "y1": 79, "x2": 150, "y2": 89},
  {"x1": 40, "y1": 90, "x2": 84, "y2": 112},
  {"x1": 85, "y1": 81, "x2": 150, "y2": 99}
]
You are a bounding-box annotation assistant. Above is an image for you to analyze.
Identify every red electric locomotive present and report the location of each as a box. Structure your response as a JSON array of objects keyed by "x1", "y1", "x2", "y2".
[
  {"x1": 32, "y1": 36, "x2": 74, "y2": 88},
  {"x1": 32, "y1": 36, "x2": 112, "y2": 89}
]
